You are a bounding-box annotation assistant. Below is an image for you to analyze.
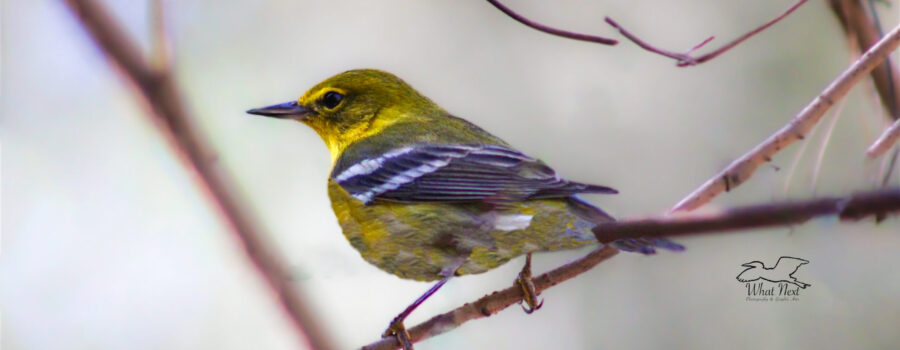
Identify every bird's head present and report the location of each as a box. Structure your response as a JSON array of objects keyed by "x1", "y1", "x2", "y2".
[
  {"x1": 247, "y1": 69, "x2": 442, "y2": 159},
  {"x1": 741, "y1": 261, "x2": 764, "y2": 269}
]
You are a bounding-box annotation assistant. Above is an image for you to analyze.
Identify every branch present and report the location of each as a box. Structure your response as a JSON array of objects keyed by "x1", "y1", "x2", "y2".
[
  {"x1": 361, "y1": 187, "x2": 900, "y2": 349},
  {"x1": 672, "y1": 21, "x2": 900, "y2": 212},
  {"x1": 829, "y1": 0, "x2": 900, "y2": 120},
  {"x1": 360, "y1": 246, "x2": 621, "y2": 350},
  {"x1": 828, "y1": 0, "x2": 900, "y2": 180},
  {"x1": 606, "y1": 0, "x2": 808, "y2": 67},
  {"x1": 486, "y1": 0, "x2": 618, "y2": 45},
  {"x1": 595, "y1": 188, "x2": 900, "y2": 242},
  {"x1": 62, "y1": 1, "x2": 334, "y2": 349},
  {"x1": 867, "y1": 118, "x2": 900, "y2": 158}
]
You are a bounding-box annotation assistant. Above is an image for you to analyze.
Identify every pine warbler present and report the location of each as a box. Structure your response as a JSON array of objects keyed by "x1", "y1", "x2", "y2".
[{"x1": 248, "y1": 69, "x2": 683, "y2": 348}]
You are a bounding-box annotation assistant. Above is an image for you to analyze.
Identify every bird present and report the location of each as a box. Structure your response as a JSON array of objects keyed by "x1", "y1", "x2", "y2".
[
  {"x1": 247, "y1": 69, "x2": 683, "y2": 348},
  {"x1": 736, "y1": 257, "x2": 810, "y2": 289}
]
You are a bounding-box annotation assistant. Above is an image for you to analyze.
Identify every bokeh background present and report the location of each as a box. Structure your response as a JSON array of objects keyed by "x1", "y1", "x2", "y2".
[{"x1": 3, "y1": 1, "x2": 900, "y2": 349}]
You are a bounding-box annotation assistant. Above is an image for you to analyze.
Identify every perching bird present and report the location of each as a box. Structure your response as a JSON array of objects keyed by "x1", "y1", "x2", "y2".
[
  {"x1": 247, "y1": 69, "x2": 683, "y2": 348},
  {"x1": 736, "y1": 257, "x2": 810, "y2": 289}
]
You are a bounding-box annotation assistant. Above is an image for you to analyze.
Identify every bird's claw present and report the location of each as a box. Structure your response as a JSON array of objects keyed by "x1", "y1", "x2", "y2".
[
  {"x1": 515, "y1": 253, "x2": 543, "y2": 314},
  {"x1": 519, "y1": 295, "x2": 544, "y2": 314},
  {"x1": 383, "y1": 317, "x2": 414, "y2": 350}
]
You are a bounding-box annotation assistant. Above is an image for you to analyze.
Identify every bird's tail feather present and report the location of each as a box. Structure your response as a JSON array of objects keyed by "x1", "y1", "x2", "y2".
[{"x1": 565, "y1": 196, "x2": 685, "y2": 255}]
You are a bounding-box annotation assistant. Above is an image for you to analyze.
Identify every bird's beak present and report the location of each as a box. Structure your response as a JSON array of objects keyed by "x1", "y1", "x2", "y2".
[{"x1": 246, "y1": 101, "x2": 312, "y2": 119}]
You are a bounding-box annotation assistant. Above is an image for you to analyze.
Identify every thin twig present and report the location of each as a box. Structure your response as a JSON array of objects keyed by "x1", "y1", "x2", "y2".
[
  {"x1": 360, "y1": 246, "x2": 621, "y2": 350},
  {"x1": 883, "y1": 149, "x2": 899, "y2": 186},
  {"x1": 62, "y1": 1, "x2": 334, "y2": 349},
  {"x1": 605, "y1": 0, "x2": 808, "y2": 67},
  {"x1": 486, "y1": 0, "x2": 618, "y2": 45},
  {"x1": 867, "y1": 118, "x2": 900, "y2": 158},
  {"x1": 594, "y1": 188, "x2": 900, "y2": 242},
  {"x1": 672, "y1": 22, "x2": 900, "y2": 212},
  {"x1": 604, "y1": 17, "x2": 713, "y2": 66},
  {"x1": 810, "y1": 98, "x2": 847, "y2": 193},
  {"x1": 782, "y1": 117, "x2": 820, "y2": 195}
]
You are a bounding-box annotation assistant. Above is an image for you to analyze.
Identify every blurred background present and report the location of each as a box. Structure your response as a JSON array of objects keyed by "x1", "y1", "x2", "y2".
[{"x1": 3, "y1": 0, "x2": 900, "y2": 349}]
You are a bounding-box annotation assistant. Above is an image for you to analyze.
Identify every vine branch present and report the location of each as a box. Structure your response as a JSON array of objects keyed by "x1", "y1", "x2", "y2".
[
  {"x1": 62, "y1": 1, "x2": 334, "y2": 349},
  {"x1": 672, "y1": 21, "x2": 900, "y2": 212},
  {"x1": 486, "y1": 0, "x2": 618, "y2": 45},
  {"x1": 605, "y1": 0, "x2": 808, "y2": 67}
]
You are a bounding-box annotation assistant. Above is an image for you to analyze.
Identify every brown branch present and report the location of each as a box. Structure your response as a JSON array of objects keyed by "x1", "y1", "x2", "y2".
[
  {"x1": 672, "y1": 21, "x2": 900, "y2": 212},
  {"x1": 362, "y1": 186, "x2": 900, "y2": 349},
  {"x1": 62, "y1": 1, "x2": 334, "y2": 349},
  {"x1": 828, "y1": 0, "x2": 900, "y2": 182},
  {"x1": 595, "y1": 188, "x2": 900, "y2": 242},
  {"x1": 361, "y1": 246, "x2": 621, "y2": 350},
  {"x1": 829, "y1": 0, "x2": 900, "y2": 120},
  {"x1": 605, "y1": 0, "x2": 808, "y2": 67},
  {"x1": 486, "y1": 0, "x2": 618, "y2": 45}
]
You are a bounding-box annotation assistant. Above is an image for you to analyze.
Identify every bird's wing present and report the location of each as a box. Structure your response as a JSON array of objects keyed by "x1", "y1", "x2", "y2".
[{"x1": 332, "y1": 144, "x2": 617, "y2": 204}]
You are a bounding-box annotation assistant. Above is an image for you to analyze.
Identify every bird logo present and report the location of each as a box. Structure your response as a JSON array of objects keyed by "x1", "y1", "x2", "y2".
[{"x1": 736, "y1": 256, "x2": 811, "y2": 289}]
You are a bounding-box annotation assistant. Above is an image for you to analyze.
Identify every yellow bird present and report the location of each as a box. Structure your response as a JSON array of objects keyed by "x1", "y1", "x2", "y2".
[{"x1": 248, "y1": 69, "x2": 682, "y2": 348}]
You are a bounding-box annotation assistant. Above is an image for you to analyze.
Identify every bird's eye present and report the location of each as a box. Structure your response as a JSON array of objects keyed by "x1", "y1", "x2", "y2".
[{"x1": 321, "y1": 91, "x2": 344, "y2": 109}]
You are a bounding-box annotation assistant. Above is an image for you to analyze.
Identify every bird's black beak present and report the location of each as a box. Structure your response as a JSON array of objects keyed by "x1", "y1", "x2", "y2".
[{"x1": 246, "y1": 101, "x2": 312, "y2": 119}]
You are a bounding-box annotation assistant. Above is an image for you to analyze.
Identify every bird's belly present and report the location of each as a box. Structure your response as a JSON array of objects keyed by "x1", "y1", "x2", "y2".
[{"x1": 327, "y1": 180, "x2": 596, "y2": 281}]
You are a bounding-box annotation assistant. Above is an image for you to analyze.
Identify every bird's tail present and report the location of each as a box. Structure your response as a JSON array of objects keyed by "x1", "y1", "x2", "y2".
[{"x1": 566, "y1": 196, "x2": 685, "y2": 255}]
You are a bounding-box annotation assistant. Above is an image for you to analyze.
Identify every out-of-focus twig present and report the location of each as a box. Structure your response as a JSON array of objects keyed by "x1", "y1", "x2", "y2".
[
  {"x1": 62, "y1": 1, "x2": 334, "y2": 349},
  {"x1": 360, "y1": 246, "x2": 621, "y2": 350},
  {"x1": 810, "y1": 98, "x2": 847, "y2": 193},
  {"x1": 828, "y1": 0, "x2": 900, "y2": 183},
  {"x1": 868, "y1": 118, "x2": 900, "y2": 158},
  {"x1": 672, "y1": 22, "x2": 900, "y2": 212},
  {"x1": 486, "y1": 0, "x2": 618, "y2": 45},
  {"x1": 782, "y1": 119, "x2": 819, "y2": 195},
  {"x1": 883, "y1": 149, "x2": 899, "y2": 186},
  {"x1": 829, "y1": 0, "x2": 900, "y2": 120},
  {"x1": 594, "y1": 188, "x2": 900, "y2": 242},
  {"x1": 605, "y1": 0, "x2": 808, "y2": 67}
]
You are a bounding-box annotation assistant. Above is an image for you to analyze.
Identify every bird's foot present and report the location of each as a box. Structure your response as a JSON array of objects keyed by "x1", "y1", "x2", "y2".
[
  {"x1": 383, "y1": 316, "x2": 414, "y2": 350},
  {"x1": 515, "y1": 253, "x2": 543, "y2": 314}
]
